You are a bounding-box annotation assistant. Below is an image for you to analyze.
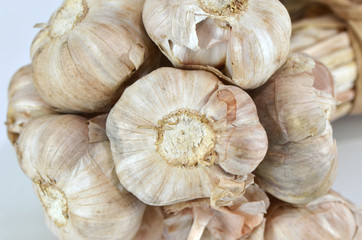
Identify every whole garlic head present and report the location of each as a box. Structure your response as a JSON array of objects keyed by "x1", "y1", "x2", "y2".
[
  {"x1": 31, "y1": 0, "x2": 159, "y2": 113},
  {"x1": 106, "y1": 67, "x2": 268, "y2": 206},
  {"x1": 143, "y1": 0, "x2": 291, "y2": 89},
  {"x1": 6, "y1": 64, "x2": 55, "y2": 145},
  {"x1": 16, "y1": 114, "x2": 145, "y2": 240}
]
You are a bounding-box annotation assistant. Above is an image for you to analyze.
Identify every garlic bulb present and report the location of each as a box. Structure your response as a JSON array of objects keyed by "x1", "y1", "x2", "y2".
[
  {"x1": 6, "y1": 64, "x2": 55, "y2": 144},
  {"x1": 106, "y1": 67, "x2": 268, "y2": 205},
  {"x1": 252, "y1": 53, "x2": 337, "y2": 204},
  {"x1": 31, "y1": 0, "x2": 159, "y2": 113},
  {"x1": 142, "y1": 0, "x2": 291, "y2": 89},
  {"x1": 264, "y1": 191, "x2": 362, "y2": 240},
  {"x1": 163, "y1": 183, "x2": 269, "y2": 240},
  {"x1": 16, "y1": 114, "x2": 145, "y2": 240},
  {"x1": 252, "y1": 53, "x2": 335, "y2": 145}
]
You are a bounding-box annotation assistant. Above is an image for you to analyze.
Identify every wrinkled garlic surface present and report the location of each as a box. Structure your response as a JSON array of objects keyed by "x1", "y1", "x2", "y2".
[
  {"x1": 143, "y1": 0, "x2": 291, "y2": 89},
  {"x1": 163, "y1": 183, "x2": 269, "y2": 240},
  {"x1": 16, "y1": 114, "x2": 145, "y2": 240},
  {"x1": 106, "y1": 67, "x2": 268, "y2": 205},
  {"x1": 264, "y1": 191, "x2": 361, "y2": 240},
  {"x1": 31, "y1": 0, "x2": 159, "y2": 113},
  {"x1": 252, "y1": 53, "x2": 335, "y2": 145},
  {"x1": 6, "y1": 64, "x2": 55, "y2": 144}
]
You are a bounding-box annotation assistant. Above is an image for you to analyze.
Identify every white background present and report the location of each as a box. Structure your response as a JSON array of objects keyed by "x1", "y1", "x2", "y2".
[{"x1": 0, "y1": 1, "x2": 362, "y2": 239}]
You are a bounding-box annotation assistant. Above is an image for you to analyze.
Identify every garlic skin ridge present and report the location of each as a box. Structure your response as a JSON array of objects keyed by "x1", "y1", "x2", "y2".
[
  {"x1": 16, "y1": 114, "x2": 145, "y2": 240},
  {"x1": 31, "y1": 0, "x2": 159, "y2": 113},
  {"x1": 143, "y1": 0, "x2": 292, "y2": 89},
  {"x1": 106, "y1": 67, "x2": 268, "y2": 206}
]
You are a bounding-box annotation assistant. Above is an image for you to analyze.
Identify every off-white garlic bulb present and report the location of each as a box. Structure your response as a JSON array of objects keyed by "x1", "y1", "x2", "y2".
[
  {"x1": 162, "y1": 183, "x2": 269, "y2": 240},
  {"x1": 16, "y1": 114, "x2": 145, "y2": 240},
  {"x1": 31, "y1": 0, "x2": 159, "y2": 113},
  {"x1": 252, "y1": 53, "x2": 337, "y2": 204},
  {"x1": 106, "y1": 67, "x2": 268, "y2": 206},
  {"x1": 6, "y1": 64, "x2": 55, "y2": 144},
  {"x1": 143, "y1": 0, "x2": 291, "y2": 89},
  {"x1": 252, "y1": 53, "x2": 335, "y2": 145},
  {"x1": 263, "y1": 191, "x2": 362, "y2": 240}
]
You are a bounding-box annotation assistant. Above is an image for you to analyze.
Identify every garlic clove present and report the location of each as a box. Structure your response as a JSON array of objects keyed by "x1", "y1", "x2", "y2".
[
  {"x1": 252, "y1": 53, "x2": 336, "y2": 145},
  {"x1": 263, "y1": 191, "x2": 360, "y2": 240},
  {"x1": 143, "y1": 0, "x2": 291, "y2": 89},
  {"x1": 31, "y1": 0, "x2": 160, "y2": 113},
  {"x1": 6, "y1": 64, "x2": 55, "y2": 145},
  {"x1": 255, "y1": 123, "x2": 338, "y2": 204},
  {"x1": 106, "y1": 67, "x2": 268, "y2": 206},
  {"x1": 16, "y1": 114, "x2": 145, "y2": 240}
]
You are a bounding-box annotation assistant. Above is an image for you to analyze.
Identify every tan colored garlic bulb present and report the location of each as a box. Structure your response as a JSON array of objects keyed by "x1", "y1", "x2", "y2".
[
  {"x1": 162, "y1": 183, "x2": 269, "y2": 240},
  {"x1": 16, "y1": 114, "x2": 145, "y2": 240},
  {"x1": 6, "y1": 64, "x2": 55, "y2": 144},
  {"x1": 264, "y1": 191, "x2": 362, "y2": 240},
  {"x1": 31, "y1": 0, "x2": 159, "y2": 113},
  {"x1": 142, "y1": 0, "x2": 292, "y2": 89},
  {"x1": 252, "y1": 53, "x2": 335, "y2": 145},
  {"x1": 106, "y1": 67, "x2": 268, "y2": 206},
  {"x1": 252, "y1": 53, "x2": 337, "y2": 204}
]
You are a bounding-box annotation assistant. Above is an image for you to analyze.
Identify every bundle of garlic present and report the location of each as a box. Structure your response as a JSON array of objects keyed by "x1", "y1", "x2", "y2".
[
  {"x1": 283, "y1": 0, "x2": 362, "y2": 120},
  {"x1": 6, "y1": 0, "x2": 362, "y2": 239}
]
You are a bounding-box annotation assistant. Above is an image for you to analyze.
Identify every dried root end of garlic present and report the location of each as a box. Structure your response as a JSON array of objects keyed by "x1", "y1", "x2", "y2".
[
  {"x1": 106, "y1": 67, "x2": 268, "y2": 206},
  {"x1": 34, "y1": 179, "x2": 69, "y2": 227}
]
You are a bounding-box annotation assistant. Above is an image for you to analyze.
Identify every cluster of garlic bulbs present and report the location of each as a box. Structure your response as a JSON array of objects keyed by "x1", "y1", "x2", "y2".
[{"x1": 6, "y1": 0, "x2": 362, "y2": 239}]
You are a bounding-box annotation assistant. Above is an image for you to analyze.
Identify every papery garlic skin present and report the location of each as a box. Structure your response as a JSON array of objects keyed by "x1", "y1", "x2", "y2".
[
  {"x1": 16, "y1": 115, "x2": 145, "y2": 240},
  {"x1": 106, "y1": 67, "x2": 268, "y2": 206},
  {"x1": 6, "y1": 64, "x2": 55, "y2": 144},
  {"x1": 143, "y1": 0, "x2": 291, "y2": 89},
  {"x1": 264, "y1": 191, "x2": 359, "y2": 240},
  {"x1": 31, "y1": 0, "x2": 159, "y2": 113}
]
